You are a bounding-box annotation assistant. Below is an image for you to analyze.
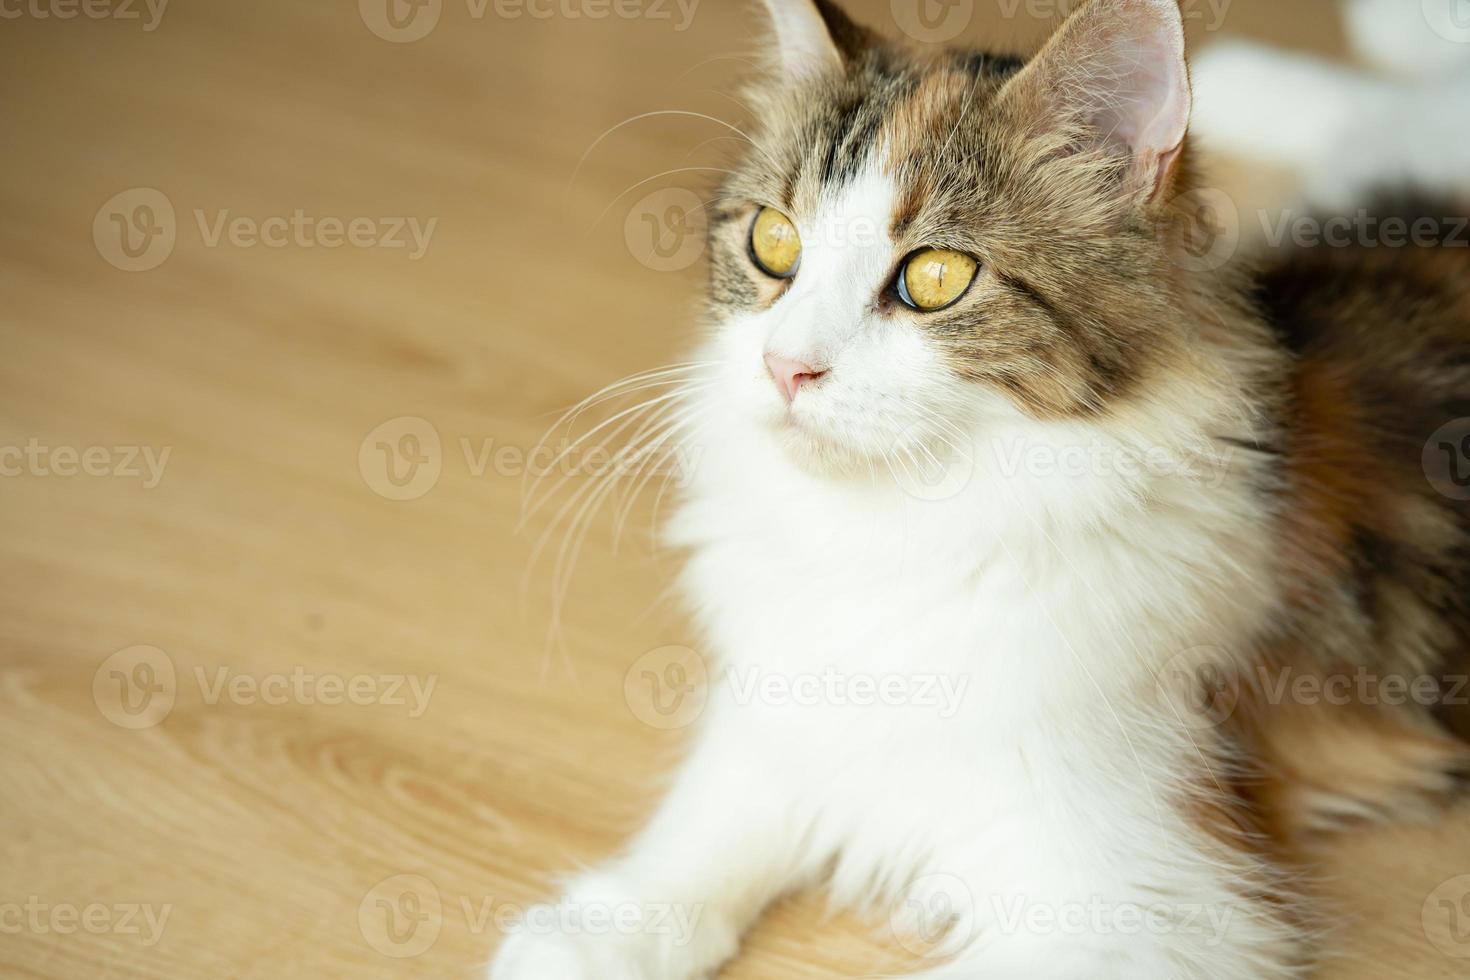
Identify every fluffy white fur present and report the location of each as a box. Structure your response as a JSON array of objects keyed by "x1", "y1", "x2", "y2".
[
  {"x1": 493, "y1": 157, "x2": 1302, "y2": 976},
  {"x1": 1191, "y1": 0, "x2": 1470, "y2": 209},
  {"x1": 486, "y1": 1, "x2": 1470, "y2": 976}
]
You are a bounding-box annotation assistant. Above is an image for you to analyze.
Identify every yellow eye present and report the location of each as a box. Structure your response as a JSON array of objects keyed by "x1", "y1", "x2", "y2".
[
  {"x1": 898, "y1": 248, "x2": 978, "y2": 312},
  {"x1": 749, "y1": 207, "x2": 802, "y2": 278}
]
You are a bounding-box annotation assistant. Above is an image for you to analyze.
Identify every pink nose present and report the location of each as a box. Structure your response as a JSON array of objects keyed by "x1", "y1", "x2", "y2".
[{"x1": 764, "y1": 353, "x2": 827, "y2": 404}]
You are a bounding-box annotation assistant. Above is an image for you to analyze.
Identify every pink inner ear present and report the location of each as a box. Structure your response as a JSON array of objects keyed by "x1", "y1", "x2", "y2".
[
  {"x1": 1088, "y1": 16, "x2": 1191, "y2": 165},
  {"x1": 762, "y1": 0, "x2": 842, "y2": 79}
]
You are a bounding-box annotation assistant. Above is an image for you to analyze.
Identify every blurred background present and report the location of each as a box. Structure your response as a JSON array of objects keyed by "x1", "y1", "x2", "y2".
[{"x1": 3, "y1": 0, "x2": 1468, "y2": 976}]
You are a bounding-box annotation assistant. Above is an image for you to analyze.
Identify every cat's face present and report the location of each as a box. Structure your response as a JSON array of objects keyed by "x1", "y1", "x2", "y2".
[{"x1": 701, "y1": 0, "x2": 1194, "y2": 474}]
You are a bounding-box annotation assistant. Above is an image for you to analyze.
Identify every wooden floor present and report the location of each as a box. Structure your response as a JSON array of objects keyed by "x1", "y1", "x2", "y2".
[{"x1": 3, "y1": 0, "x2": 1469, "y2": 976}]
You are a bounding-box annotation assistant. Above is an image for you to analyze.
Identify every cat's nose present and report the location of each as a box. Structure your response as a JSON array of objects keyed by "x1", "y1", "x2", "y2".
[{"x1": 764, "y1": 353, "x2": 827, "y2": 404}]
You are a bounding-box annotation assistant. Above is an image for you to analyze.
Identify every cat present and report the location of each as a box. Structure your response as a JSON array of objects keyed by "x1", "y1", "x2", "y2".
[
  {"x1": 493, "y1": 0, "x2": 1470, "y2": 976},
  {"x1": 1191, "y1": 0, "x2": 1470, "y2": 209}
]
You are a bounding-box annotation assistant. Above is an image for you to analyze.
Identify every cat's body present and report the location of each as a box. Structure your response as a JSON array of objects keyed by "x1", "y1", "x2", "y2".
[{"x1": 494, "y1": 1, "x2": 1470, "y2": 976}]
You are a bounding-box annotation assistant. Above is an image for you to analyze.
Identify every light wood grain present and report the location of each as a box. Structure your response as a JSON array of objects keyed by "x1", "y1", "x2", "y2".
[{"x1": 1, "y1": 0, "x2": 1467, "y2": 976}]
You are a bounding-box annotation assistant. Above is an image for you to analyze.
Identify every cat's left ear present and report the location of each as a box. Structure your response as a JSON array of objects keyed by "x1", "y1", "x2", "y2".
[
  {"x1": 998, "y1": 0, "x2": 1191, "y2": 203},
  {"x1": 759, "y1": 0, "x2": 874, "y2": 79}
]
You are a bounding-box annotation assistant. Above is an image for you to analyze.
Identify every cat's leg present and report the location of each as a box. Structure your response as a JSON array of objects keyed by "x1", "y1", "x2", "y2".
[
  {"x1": 896, "y1": 862, "x2": 1302, "y2": 979},
  {"x1": 887, "y1": 755, "x2": 1304, "y2": 980},
  {"x1": 488, "y1": 718, "x2": 815, "y2": 980}
]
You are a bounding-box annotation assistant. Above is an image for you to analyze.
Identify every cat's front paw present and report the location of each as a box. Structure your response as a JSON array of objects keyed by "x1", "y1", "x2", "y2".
[
  {"x1": 487, "y1": 893, "x2": 735, "y2": 980},
  {"x1": 489, "y1": 929, "x2": 649, "y2": 980}
]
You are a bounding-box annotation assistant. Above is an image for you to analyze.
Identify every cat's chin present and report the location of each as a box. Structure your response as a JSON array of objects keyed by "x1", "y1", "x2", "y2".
[{"x1": 766, "y1": 419, "x2": 882, "y2": 479}]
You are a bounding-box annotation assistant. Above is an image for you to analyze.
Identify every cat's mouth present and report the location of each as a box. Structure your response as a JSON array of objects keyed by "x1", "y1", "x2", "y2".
[{"x1": 764, "y1": 402, "x2": 911, "y2": 478}]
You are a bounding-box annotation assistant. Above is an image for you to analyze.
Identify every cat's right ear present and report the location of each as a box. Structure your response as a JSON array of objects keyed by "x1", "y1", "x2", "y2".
[{"x1": 760, "y1": 0, "x2": 873, "y2": 78}]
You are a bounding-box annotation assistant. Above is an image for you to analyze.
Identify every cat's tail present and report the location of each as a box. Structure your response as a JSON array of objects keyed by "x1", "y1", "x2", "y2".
[{"x1": 1189, "y1": 2, "x2": 1470, "y2": 211}]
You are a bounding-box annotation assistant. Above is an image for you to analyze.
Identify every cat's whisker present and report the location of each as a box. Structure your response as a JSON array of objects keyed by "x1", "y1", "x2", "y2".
[
  {"x1": 565, "y1": 108, "x2": 760, "y2": 204},
  {"x1": 521, "y1": 385, "x2": 712, "y2": 529},
  {"x1": 681, "y1": 135, "x2": 747, "y2": 164},
  {"x1": 585, "y1": 167, "x2": 739, "y2": 239},
  {"x1": 610, "y1": 408, "x2": 711, "y2": 550},
  {"x1": 545, "y1": 407, "x2": 696, "y2": 650},
  {"x1": 521, "y1": 362, "x2": 717, "y2": 506}
]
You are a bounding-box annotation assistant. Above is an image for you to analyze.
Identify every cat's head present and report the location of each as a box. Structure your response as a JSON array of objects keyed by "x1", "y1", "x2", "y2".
[{"x1": 702, "y1": 0, "x2": 1211, "y2": 475}]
